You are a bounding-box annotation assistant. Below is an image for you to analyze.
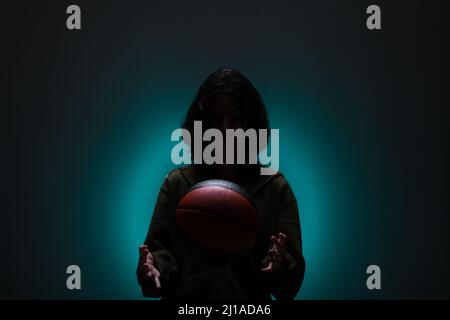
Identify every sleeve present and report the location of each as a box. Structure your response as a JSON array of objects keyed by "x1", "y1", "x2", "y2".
[
  {"x1": 137, "y1": 175, "x2": 180, "y2": 298},
  {"x1": 261, "y1": 177, "x2": 306, "y2": 300}
]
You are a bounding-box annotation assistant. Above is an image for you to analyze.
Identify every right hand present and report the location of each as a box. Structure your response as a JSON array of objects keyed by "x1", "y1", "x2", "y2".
[{"x1": 138, "y1": 244, "x2": 161, "y2": 290}]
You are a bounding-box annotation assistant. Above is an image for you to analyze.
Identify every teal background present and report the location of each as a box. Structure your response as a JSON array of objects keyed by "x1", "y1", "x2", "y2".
[{"x1": 5, "y1": 0, "x2": 449, "y2": 299}]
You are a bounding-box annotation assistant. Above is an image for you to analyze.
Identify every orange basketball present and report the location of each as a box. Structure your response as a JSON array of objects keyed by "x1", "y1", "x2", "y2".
[{"x1": 176, "y1": 180, "x2": 259, "y2": 251}]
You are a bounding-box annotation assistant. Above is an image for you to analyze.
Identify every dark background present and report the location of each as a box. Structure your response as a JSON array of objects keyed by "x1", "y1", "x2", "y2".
[{"x1": 4, "y1": 0, "x2": 449, "y2": 299}]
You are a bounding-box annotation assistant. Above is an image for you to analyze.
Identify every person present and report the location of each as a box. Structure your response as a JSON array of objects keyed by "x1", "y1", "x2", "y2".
[{"x1": 136, "y1": 69, "x2": 305, "y2": 300}]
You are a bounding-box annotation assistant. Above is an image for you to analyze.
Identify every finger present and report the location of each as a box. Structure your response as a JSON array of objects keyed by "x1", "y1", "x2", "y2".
[
  {"x1": 268, "y1": 247, "x2": 278, "y2": 259},
  {"x1": 146, "y1": 251, "x2": 154, "y2": 264},
  {"x1": 261, "y1": 262, "x2": 273, "y2": 273},
  {"x1": 273, "y1": 239, "x2": 286, "y2": 255},
  {"x1": 139, "y1": 253, "x2": 147, "y2": 264},
  {"x1": 278, "y1": 233, "x2": 287, "y2": 246},
  {"x1": 154, "y1": 275, "x2": 161, "y2": 289},
  {"x1": 140, "y1": 258, "x2": 150, "y2": 269},
  {"x1": 270, "y1": 236, "x2": 278, "y2": 249},
  {"x1": 139, "y1": 251, "x2": 149, "y2": 264},
  {"x1": 139, "y1": 244, "x2": 148, "y2": 253},
  {"x1": 139, "y1": 248, "x2": 149, "y2": 260},
  {"x1": 271, "y1": 238, "x2": 282, "y2": 251},
  {"x1": 145, "y1": 269, "x2": 153, "y2": 280},
  {"x1": 141, "y1": 250, "x2": 150, "y2": 263},
  {"x1": 277, "y1": 238, "x2": 286, "y2": 253}
]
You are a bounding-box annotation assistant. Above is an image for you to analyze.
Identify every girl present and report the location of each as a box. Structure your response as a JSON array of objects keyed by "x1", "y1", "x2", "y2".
[{"x1": 136, "y1": 69, "x2": 305, "y2": 300}]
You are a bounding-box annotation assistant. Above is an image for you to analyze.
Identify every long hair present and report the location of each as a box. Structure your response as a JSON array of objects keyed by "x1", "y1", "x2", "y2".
[{"x1": 182, "y1": 68, "x2": 270, "y2": 184}]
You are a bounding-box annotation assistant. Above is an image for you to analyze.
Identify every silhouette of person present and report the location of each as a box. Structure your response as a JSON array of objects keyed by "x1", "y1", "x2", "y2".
[{"x1": 136, "y1": 69, "x2": 305, "y2": 299}]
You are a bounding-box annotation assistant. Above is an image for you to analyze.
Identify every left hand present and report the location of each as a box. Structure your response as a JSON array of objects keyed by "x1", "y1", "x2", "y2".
[{"x1": 261, "y1": 232, "x2": 287, "y2": 273}]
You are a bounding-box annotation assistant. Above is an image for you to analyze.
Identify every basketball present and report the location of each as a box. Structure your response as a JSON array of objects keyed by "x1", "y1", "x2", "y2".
[{"x1": 175, "y1": 179, "x2": 259, "y2": 252}]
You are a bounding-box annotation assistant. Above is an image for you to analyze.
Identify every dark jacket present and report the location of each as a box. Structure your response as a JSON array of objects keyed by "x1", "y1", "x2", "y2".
[{"x1": 137, "y1": 165, "x2": 305, "y2": 300}]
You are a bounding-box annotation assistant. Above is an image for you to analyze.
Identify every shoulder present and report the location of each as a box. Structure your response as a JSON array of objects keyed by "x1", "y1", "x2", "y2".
[
  {"x1": 164, "y1": 166, "x2": 184, "y2": 182},
  {"x1": 270, "y1": 171, "x2": 291, "y2": 189},
  {"x1": 250, "y1": 169, "x2": 294, "y2": 196},
  {"x1": 162, "y1": 165, "x2": 197, "y2": 194},
  {"x1": 264, "y1": 171, "x2": 297, "y2": 204},
  {"x1": 249, "y1": 169, "x2": 298, "y2": 211}
]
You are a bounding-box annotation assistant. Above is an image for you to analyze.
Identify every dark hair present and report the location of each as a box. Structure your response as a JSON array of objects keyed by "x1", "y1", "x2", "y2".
[
  {"x1": 182, "y1": 68, "x2": 269, "y2": 135},
  {"x1": 182, "y1": 68, "x2": 270, "y2": 183}
]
